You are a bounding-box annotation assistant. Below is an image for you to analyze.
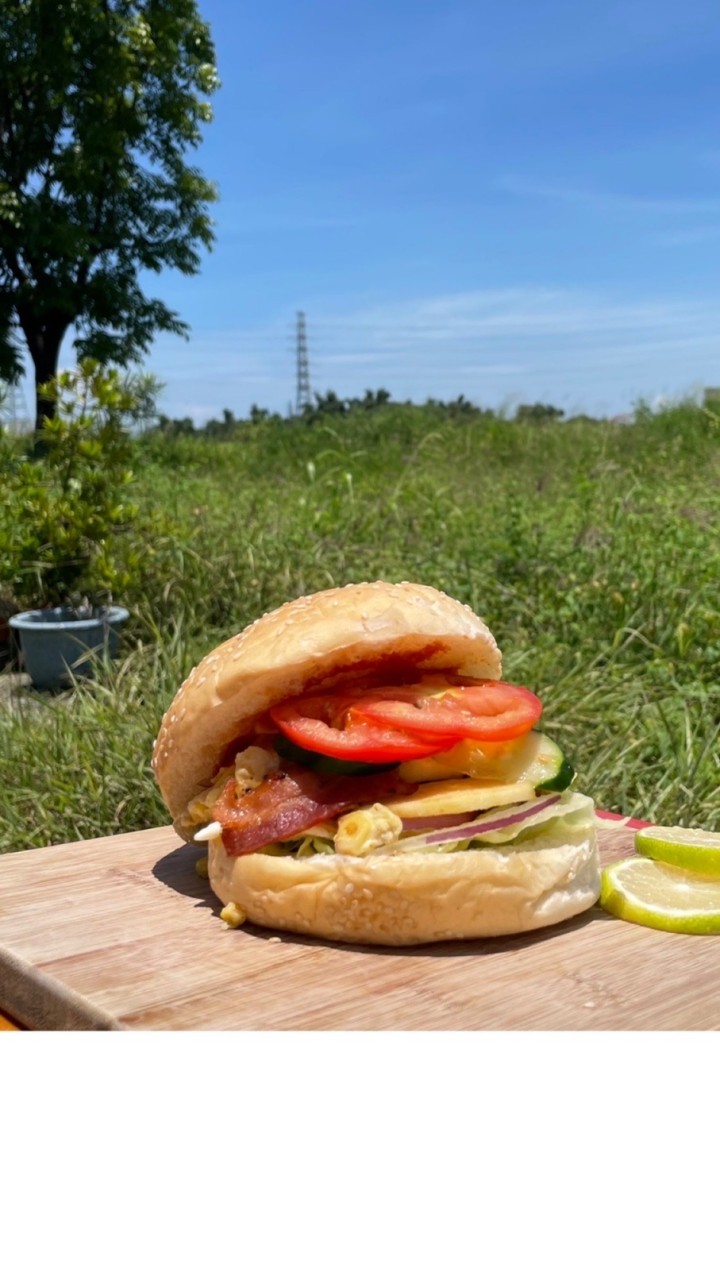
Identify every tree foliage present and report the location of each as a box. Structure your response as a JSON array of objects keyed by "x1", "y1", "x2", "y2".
[
  {"x1": 301, "y1": 388, "x2": 393, "y2": 422},
  {"x1": 0, "y1": 0, "x2": 219, "y2": 426},
  {"x1": 515, "y1": 402, "x2": 565, "y2": 423},
  {"x1": 0, "y1": 360, "x2": 159, "y2": 607}
]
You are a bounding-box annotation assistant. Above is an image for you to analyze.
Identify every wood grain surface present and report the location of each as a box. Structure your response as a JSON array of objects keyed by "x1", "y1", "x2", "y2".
[{"x1": 0, "y1": 819, "x2": 718, "y2": 1030}]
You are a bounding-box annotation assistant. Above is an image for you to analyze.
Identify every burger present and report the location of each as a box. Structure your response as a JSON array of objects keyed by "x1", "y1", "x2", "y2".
[{"x1": 152, "y1": 581, "x2": 600, "y2": 945}]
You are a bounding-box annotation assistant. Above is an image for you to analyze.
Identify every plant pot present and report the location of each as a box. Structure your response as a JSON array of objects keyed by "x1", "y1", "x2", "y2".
[{"x1": 9, "y1": 606, "x2": 130, "y2": 691}]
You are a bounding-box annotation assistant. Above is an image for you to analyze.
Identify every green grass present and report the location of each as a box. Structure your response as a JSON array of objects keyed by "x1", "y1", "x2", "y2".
[{"x1": 1, "y1": 399, "x2": 719, "y2": 852}]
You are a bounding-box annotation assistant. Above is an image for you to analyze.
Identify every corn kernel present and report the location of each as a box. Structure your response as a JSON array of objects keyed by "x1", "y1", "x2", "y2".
[
  {"x1": 195, "y1": 856, "x2": 209, "y2": 879},
  {"x1": 335, "y1": 804, "x2": 402, "y2": 856},
  {"x1": 220, "y1": 902, "x2": 247, "y2": 929}
]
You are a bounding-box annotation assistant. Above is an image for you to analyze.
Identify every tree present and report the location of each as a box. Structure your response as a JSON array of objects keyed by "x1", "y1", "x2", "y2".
[
  {"x1": 307, "y1": 390, "x2": 348, "y2": 419},
  {"x1": 515, "y1": 403, "x2": 565, "y2": 424},
  {"x1": 205, "y1": 406, "x2": 238, "y2": 438},
  {"x1": 155, "y1": 412, "x2": 196, "y2": 436},
  {"x1": 354, "y1": 388, "x2": 391, "y2": 412},
  {"x1": 0, "y1": 0, "x2": 219, "y2": 430},
  {"x1": 248, "y1": 403, "x2": 270, "y2": 424}
]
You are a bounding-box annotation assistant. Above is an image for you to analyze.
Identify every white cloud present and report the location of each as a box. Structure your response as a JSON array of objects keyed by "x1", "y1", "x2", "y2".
[
  {"x1": 652, "y1": 225, "x2": 720, "y2": 246},
  {"x1": 13, "y1": 285, "x2": 720, "y2": 425},
  {"x1": 495, "y1": 176, "x2": 720, "y2": 218},
  {"x1": 140, "y1": 285, "x2": 720, "y2": 421}
]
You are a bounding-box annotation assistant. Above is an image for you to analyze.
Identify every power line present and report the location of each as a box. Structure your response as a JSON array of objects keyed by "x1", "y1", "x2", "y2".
[{"x1": 294, "y1": 310, "x2": 312, "y2": 414}]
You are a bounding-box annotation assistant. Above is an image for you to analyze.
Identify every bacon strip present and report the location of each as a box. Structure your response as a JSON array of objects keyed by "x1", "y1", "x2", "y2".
[{"x1": 212, "y1": 763, "x2": 412, "y2": 856}]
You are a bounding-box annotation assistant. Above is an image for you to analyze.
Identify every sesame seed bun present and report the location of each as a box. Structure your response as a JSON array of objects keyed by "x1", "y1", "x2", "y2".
[
  {"x1": 206, "y1": 794, "x2": 600, "y2": 946},
  {"x1": 153, "y1": 580, "x2": 502, "y2": 841},
  {"x1": 154, "y1": 582, "x2": 601, "y2": 946}
]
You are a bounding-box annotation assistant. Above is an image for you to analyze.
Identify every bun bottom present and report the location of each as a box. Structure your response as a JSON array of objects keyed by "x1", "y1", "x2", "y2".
[{"x1": 207, "y1": 802, "x2": 600, "y2": 946}]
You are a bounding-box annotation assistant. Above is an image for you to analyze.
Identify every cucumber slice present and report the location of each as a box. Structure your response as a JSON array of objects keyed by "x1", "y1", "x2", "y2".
[
  {"x1": 399, "y1": 730, "x2": 574, "y2": 790},
  {"x1": 535, "y1": 752, "x2": 576, "y2": 793},
  {"x1": 519, "y1": 732, "x2": 576, "y2": 792},
  {"x1": 273, "y1": 734, "x2": 393, "y2": 775}
]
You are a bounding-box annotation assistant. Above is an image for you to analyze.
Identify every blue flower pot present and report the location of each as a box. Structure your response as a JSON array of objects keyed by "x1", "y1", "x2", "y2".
[{"x1": 9, "y1": 606, "x2": 130, "y2": 690}]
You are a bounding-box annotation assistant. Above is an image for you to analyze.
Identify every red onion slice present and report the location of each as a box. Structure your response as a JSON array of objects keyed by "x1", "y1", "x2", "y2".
[{"x1": 413, "y1": 793, "x2": 561, "y2": 848}]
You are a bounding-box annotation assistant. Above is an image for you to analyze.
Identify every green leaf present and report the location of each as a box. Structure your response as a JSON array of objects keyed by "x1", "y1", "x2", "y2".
[{"x1": 0, "y1": 0, "x2": 219, "y2": 416}]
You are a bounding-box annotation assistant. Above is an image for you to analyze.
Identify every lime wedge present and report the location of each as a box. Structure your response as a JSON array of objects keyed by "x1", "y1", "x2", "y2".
[
  {"x1": 600, "y1": 857, "x2": 720, "y2": 933},
  {"x1": 634, "y1": 825, "x2": 720, "y2": 876}
]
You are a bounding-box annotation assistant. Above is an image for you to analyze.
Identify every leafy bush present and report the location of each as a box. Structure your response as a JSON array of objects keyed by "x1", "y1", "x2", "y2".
[{"x1": 0, "y1": 360, "x2": 158, "y2": 610}]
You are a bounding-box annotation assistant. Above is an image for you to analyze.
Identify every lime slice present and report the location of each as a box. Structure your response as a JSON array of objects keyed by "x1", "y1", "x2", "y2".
[
  {"x1": 634, "y1": 825, "x2": 720, "y2": 876},
  {"x1": 600, "y1": 857, "x2": 720, "y2": 933}
]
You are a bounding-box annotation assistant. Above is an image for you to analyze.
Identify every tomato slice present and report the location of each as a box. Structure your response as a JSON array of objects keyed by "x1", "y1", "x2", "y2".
[
  {"x1": 269, "y1": 692, "x2": 451, "y2": 762},
  {"x1": 351, "y1": 680, "x2": 542, "y2": 743}
]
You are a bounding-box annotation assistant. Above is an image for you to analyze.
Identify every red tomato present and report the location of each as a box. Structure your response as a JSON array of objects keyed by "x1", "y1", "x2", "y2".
[
  {"x1": 269, "y1": 692, "x2": 452, "y2": 762},
  {"x1": 351, "y1": 680, "x2": 542, "y2": 743}
]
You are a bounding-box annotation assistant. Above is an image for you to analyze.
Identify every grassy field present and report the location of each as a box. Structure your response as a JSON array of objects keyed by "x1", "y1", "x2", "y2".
[{"x1": 1, "y1": 399, "x2": 719, "y2": 852}]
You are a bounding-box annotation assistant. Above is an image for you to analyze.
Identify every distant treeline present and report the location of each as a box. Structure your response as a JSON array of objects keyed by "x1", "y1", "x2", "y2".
[{"x1": 150, "y1": 390, "x2": 601, "y2": 439}]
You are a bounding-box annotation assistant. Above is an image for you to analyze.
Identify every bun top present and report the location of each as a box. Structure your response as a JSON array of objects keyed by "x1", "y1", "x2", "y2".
[{"x1": 152, "y1": 580, "x2": 502, "y2": 836}]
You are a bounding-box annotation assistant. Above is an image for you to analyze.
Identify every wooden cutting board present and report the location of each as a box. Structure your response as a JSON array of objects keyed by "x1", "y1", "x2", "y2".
[{"x1": 1, "y1": 819, "x2": 718, "y2": 1030}]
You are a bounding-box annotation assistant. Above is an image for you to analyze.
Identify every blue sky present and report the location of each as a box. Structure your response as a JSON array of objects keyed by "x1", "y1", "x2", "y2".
[{"x1": 16, "y1": 0, "x2": 720, "y2": 421}]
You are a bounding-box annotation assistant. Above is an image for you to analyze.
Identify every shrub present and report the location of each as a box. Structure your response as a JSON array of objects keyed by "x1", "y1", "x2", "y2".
[{"x1": 0, "y1": 360, "x2": 159, "y2": 610}]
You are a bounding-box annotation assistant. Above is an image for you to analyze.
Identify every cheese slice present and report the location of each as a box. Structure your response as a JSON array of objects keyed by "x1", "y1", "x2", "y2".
[{"x1": 386, "y1": 778, "x2": 537, "y2": 818}]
